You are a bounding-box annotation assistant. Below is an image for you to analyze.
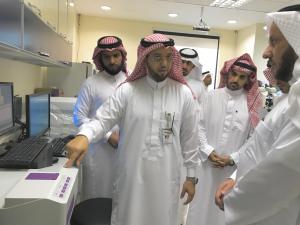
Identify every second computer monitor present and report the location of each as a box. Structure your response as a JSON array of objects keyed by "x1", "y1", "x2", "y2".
[{"x1": 26, "y1": 92, "x2": 50, "y2": 138}]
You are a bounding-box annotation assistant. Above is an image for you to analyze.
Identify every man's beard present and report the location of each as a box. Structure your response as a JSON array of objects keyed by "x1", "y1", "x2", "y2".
[
  {"x1": 182, "y1": 69, "x2": 188, "y2": 76},
  {"x1": 275, "y1": 46, "x2": 297, "y2": 82},
  {"x1": 146, "y1": 64, "x2": 169, "y2": 82},
  {"x1": 100, "y1": 59, "x2": 125, "y2": 76},
  {"x1": 227, "y1": 82, "x2": 242, "y2": 91}
]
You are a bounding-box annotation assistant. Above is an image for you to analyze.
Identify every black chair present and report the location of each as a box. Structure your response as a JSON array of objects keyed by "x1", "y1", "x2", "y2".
[{"x1": 70, "y1": 198, "x2": 112, "y2": 225}]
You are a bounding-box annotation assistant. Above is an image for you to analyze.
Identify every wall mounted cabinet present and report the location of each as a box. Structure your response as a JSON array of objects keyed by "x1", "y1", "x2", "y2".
[
  {"x1": 0, "y1": 0, "x2": 72, "y2": 67},
  {"x1": 0, "y1": 1, "x2": 22, "y2": 49},
  {"x1": 67, "y1": 3, "x2": 75, "y2": 44},
  {"x1": 58, "y1": 0, "x2": 68, "y2": 40}
]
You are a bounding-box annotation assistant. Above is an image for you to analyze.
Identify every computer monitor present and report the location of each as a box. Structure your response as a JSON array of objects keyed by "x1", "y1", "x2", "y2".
[
  {"x1": 26, "y1": 92, "x2": 50, "y2": 138},
  {"x1": 0, "y1": 82, "x2": 14, "y2": 135}
]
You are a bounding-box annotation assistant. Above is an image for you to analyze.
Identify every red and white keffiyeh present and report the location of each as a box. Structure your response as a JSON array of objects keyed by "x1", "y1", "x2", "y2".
[
  {"x1": 92, "y1": 36, "x2": 128, "y2": 75},
  {"x1": 263, "y1": 67, "x2": 276, "y2": 86},
  {"x1": 219, "y1": 53, "x2": 262, "y2": 128},
  {"x1": 125, "y1": 33, "x2": 187, "y2": 86}
]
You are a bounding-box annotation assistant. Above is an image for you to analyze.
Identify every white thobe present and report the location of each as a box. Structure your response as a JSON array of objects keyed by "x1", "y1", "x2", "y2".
[
  {"x1": 187, "y1": 87, "x2": 251, "y2": 225},
  {"x1": 224, "y1": 92, "x2": 300, "y2": 225},
  {"x1": 185, "y1": 75, "x2": 206, "y2": 105},
  {"x1": 235, "y1": 94, "x2": 288, "y2": 177},
  {"x1": 78, "y1": 76, "x2": 199, "y2": 225},
  {"x1": 200, "y1": 81, "x2": 209, "y2": 96},
  {"x1": 73, "y1": 70, "x2": 126, "y2": 199},
  {"x1": 179, "y1": 74, "x2": 206, "y2": 224}
]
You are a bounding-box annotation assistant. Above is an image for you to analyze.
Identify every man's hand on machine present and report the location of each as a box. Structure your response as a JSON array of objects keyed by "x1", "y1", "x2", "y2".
[{"x1": 64, "y1": 135, "x2": 89, "y2": 167}]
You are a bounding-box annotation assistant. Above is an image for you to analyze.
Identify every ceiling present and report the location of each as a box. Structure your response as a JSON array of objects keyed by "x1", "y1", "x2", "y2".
[{"x1": 74, "y1": 0, "x2": 299, "y2": 30}]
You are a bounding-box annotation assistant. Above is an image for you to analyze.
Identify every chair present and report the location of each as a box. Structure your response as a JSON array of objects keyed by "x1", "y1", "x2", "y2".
[{"x1": 70, "y1": 198, "x2": 112, "y2": 225}]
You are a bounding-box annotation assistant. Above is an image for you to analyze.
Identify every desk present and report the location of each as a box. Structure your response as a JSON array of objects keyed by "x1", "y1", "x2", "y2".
[{"x1": 0, "y1": 158, "x2": 80, "y2": 225}]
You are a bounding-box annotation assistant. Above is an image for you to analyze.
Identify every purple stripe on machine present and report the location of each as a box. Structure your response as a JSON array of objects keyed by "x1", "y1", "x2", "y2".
[{"x1": 25, "y1": 172, "x2": 60, "y2": 180}]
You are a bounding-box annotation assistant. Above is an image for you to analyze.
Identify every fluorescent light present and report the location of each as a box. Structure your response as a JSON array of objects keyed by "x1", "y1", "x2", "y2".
[
  {"x1": 101, "y1": 5, "x2": 111, "y2": 11},
  {"x1": 210, "y1": 0, "x2": 251, "y2": 8},
  {"x1": 69, "y1": 2, "x2": 74, "y2": 7},
  {"x1": 168, "y1": 13, "x2": 178, "y2": 18},
  {"x1": 263, "y1": 25, "x2": 267, "y2": 30},
  {"x1": 227, "y1": 20, "x2": 237, "y2": 24}
]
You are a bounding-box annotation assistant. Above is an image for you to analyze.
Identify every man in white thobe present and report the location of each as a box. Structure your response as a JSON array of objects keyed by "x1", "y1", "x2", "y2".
[
  {"x1": 73, "y1": 36, "x2": 128, "y2": 200},
  {"x1": 66, "y1": 33, "x2": 199, "y2": 225},
  {"x1": 180, "y1": 48, "x2": 206, "y2": 103},
  {"x1": 179, "y1": 48, "x2": 206, "y2": 225},
  {"x1": 201, "y1": 71, "x2": 212, "y2": 94},
  {"x1": 187, "y1": 53, "x2": 262, "y2": 225},
  {"x1": 215, "y1": 4, "x2": 300, "y2": 225}
]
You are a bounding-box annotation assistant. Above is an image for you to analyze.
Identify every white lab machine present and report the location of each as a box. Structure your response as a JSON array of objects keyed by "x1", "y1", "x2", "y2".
[{"x1": 0, "y1": 158, "x2": 79, "y2": 225}]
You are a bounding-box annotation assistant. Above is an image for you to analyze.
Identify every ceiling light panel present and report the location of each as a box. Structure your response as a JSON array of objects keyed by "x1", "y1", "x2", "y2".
[
  {"x1": 227, "y1": 20, "x2": 237, "y2": 24},
  {"x1": 101, "y1": 5, "x2": 111, "y2": 11},
  {"x1": 210, "y1": 0, "x2": 252, "y2": 8},
  {"x1": 168, "y1": 13, "x2": 178, "y2": 17}
]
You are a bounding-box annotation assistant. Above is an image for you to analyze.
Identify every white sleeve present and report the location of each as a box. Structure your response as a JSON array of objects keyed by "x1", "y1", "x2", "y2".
[
  {"x1": 229, "y1": 170, "x2": 237, "y2": 180},
  {"x1": 73, "y1": 81, "x2": 92, "y2": 127},
  {"x1": 78, "y1": 85, "x2": 126, "y2": 143},
  {"x1": 229, "y1": 151, "x2": 239, "y2": 164},
  {"x1": 230, "y1": 134, "x2": 255, "y2": 167},
  {"x1": 198, "y1": 94, "x2": 214, "y2": 161},
  {"x1": 180, "y1": 94, "x2": 201, "y2": 177},
  {"x1": 224, "y1": 124, "x2": 300, "y2": 225}
]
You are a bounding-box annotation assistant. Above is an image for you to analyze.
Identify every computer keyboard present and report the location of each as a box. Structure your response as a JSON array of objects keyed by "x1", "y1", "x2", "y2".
[
  {"x1": 50, "y1": 138, "x2": 67, "y2": 157},
  {"x1": 0, "y1": 137, "x2": 53, "y2": 169}
]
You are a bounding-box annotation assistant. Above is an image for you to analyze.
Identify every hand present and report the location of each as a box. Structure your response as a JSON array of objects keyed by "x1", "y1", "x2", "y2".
[
  {"x1": 208, "y1": 151, "x2": 226, "y2": 168},
  {"x1": 215, "y1": 178, "x2": 235, "y2": 210},
  {"x1": 218, "y1": 155, "x2": 233, "y2": 167},
  {"x1": 108, "y1": 132, "x2": 119, "y2": 149},
  {"x1": 180, "y1": 180, "x2": 196, "y2": 205},
  {"x1": 64, "y1": 135, "x2": 89, "y2": 167}
]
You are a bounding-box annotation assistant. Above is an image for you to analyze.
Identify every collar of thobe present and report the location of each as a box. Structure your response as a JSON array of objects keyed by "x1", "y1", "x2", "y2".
[
  {"x1": 187, "y1": 66, "x2": 203, "y2": 81},
  {"x1": 185, "y1": 68, "x2": 203, "y2": 82},
  {"x1": 224, "y1": 87, "x2": 244, "y2": 96},
  {"x1": 184, "y1": 73, "x2": 194, "y2": 81},
  {"x1": 146, "y1": 75, "x2": 169, "y2": 89},
  {"x1": 102, "y1": 70, "x2": 123, "y2": 81}
]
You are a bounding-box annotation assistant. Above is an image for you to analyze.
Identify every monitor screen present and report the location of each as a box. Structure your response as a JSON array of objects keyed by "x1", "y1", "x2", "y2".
[
  {"x1": 0, "y1": 82, "x2": 14, "y2": 134},
  {"x1": 26, "y1": 92, "x2": 50, "y2": 138}
]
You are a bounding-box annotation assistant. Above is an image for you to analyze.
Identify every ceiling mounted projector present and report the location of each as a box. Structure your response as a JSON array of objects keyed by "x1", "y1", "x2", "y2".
[{"x1": 193, "y1": 7, "x2": 210, "y2": 32}]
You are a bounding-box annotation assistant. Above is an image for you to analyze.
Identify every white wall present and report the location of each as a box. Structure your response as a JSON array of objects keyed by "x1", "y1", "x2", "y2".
[
  {"x1": 253, "y1": 24, "x2": 268, "y2": 83},
  {"x1": 236, "y1": 24, "x2": 256, "y2": 58},
  {"x1": 0, "y1": 58, "x2": 44, "y2": 96},
  {"x1": 0, "y1": 58, "x2": 45, "y2": 115}
]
